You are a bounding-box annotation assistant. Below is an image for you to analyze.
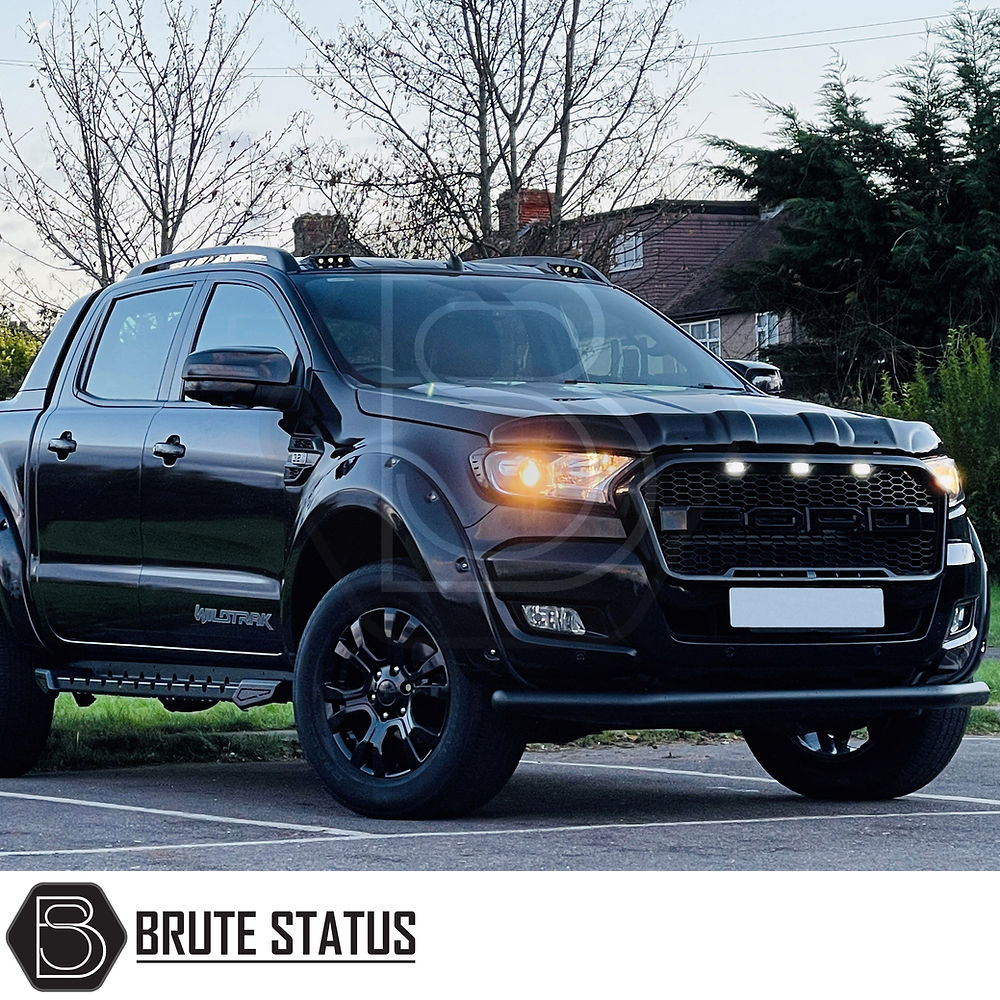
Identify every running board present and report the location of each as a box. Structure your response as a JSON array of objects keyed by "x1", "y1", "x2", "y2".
[{"x1": 35, "y1": 668, "x2": 288, "y2": 710}]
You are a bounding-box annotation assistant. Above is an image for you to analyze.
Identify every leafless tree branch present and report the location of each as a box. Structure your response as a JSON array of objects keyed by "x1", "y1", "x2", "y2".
[{"x1": 0, "y1": 0, "x2": 297, "y2": 300}]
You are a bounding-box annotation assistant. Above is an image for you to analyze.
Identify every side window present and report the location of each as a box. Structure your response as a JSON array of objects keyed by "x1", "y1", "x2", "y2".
[
  {"x1": 193, "y1": 283, "x2": 300, "y2": 362},
  {"x1": 83, "y1": 286, "x2": 191, "y2": 400}
]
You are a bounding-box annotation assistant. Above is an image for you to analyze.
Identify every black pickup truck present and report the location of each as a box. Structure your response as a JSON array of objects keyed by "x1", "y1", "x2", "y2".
[{"x1": 0, "y1": 245, "x2": 988, "y2": 817}]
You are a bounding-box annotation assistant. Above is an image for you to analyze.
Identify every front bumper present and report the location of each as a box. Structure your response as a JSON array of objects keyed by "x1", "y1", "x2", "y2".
[{"x1": 462, "y1": 487, "x2": 989, "y2": 722}]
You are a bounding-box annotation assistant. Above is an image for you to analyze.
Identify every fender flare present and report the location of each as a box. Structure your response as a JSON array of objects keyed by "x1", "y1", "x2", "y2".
[{"x1": 283, "y1": 454, "x2": 507, "y2": 671}]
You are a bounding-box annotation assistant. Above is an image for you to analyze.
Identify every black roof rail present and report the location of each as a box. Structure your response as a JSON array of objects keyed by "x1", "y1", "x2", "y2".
[
  {"x1": 497, "y1": 256, "x2": 611, "y2": 284},
  {"x1": 126, "y1": 245, "x2": 300, "y2": 279}
]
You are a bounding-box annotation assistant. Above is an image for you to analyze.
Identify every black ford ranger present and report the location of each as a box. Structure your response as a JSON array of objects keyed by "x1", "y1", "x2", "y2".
[{"x1": 0, "y1": 246, "x2": 988, "y2": 817}]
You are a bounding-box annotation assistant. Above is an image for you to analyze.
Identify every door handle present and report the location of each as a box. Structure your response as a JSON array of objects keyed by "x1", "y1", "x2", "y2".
[
  {"x1": 152, "y1": 435, "x2": 186, "y2": 466},
  {"x1": 47, "y1": 431, "x2": 77, "y2": 460}
]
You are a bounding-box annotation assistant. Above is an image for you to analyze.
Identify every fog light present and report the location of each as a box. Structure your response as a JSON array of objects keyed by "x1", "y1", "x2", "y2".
[
  {"x1": 522, "y1": 605, "x2": 586, "y2": 635},
  {"x1": 949, "y1": 601, "x2": 974, "y2": 636}
]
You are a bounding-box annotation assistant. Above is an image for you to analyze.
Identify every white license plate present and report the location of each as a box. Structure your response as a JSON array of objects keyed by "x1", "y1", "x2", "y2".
[{"x1": 729, "y1": 587, "x2": 885, "y2": 629}]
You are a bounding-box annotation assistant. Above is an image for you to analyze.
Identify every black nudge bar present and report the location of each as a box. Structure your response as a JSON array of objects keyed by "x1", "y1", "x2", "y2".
[{"x1": 492, "y1": 683, "x2": 990, "y2": 730}]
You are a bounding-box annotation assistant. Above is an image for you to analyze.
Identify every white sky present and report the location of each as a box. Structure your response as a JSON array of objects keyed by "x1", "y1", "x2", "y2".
[{"x1": 0, "y1": 0, "x2": 966, "y2": 314}]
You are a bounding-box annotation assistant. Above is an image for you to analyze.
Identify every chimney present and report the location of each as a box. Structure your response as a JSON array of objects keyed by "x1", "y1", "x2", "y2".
[
  {"x1": 496, "y1": 189, "x2": 553, "y2": 234},
  {"x1": 293, "y1": 213, "x2": 351, "y2": 256}
]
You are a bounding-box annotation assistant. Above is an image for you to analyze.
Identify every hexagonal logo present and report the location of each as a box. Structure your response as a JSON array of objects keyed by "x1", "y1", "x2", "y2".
[{"x1": 7, "y1": 883, "x2": 127, "y2": 991}]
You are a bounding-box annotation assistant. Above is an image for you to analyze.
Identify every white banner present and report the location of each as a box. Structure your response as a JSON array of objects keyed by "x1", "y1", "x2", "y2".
[{"x1": 0, "y1": 871, "x2": 986, "y2": 998}]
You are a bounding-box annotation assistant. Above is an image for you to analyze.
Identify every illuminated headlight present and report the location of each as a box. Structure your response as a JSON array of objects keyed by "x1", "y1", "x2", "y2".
[
  {"x1": 923, "y1": 456, "x2": 963, "y2": 502},
  {"x1": 522, "y1": 605, "x2": 586, "y2": 635},
  {"x1": 473, "y1": 450, "x2": 632, "y2": 504}
]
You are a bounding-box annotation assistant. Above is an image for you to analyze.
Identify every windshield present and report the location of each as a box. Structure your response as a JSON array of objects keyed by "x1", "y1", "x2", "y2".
[{"x1": 292, "y1": 271, "x2": 745, "y2": 391}]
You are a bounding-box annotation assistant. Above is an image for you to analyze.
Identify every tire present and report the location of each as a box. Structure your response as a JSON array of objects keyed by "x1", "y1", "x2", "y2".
[
  {"x1": 294, "y1": 563, "x2": 525, "y2": 819},
  {"x1": 0, "y1": 620, "x2": 54, "y2": 778},
  {"x1": 742, "y1": 707, "x2": 970, "y2": 800}
]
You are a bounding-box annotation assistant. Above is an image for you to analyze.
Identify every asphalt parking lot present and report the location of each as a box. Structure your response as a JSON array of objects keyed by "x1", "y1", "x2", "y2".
[{"x1": 1, "y1": 735, "x2": 998, "y2": 870}]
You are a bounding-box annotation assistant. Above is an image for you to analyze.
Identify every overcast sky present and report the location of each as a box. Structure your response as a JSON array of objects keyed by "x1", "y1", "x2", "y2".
[{"x1": 0, "y1": 0, "x2": 969, "y2": 312}]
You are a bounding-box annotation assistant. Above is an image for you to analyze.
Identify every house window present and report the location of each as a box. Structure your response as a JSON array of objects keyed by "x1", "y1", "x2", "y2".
[
  {"x1": 756, "y1": 311, "x2": 780, "y2": 351},
  {"x1": 682, "y1": 318, "x2": 722, "y2": 356},
  {"x1": 610, "y1": 231, "x2": 643, "y2": 272}
]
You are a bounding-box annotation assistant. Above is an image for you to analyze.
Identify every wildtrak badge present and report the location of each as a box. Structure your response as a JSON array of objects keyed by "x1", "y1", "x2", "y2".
[{"x1": 194, "y1": 605, "x2": 274, "y2": 631}]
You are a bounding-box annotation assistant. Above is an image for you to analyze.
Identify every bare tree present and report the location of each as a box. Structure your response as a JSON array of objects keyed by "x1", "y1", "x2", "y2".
[
  {"x1": 281, "y1": 0, "x2": 701, "y2": 258},
  {"x1": 0, "y1": 0, "x2": 295, "y2": 290}
]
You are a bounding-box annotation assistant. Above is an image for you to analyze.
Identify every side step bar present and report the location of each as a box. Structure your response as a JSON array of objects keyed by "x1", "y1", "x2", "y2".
[{"x1": 35, "y1": 668, "x2": 289, "y2": 710}]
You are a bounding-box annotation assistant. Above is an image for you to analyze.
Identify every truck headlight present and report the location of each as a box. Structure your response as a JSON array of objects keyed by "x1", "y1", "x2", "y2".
[
  {"x1": 923, "y1": 456, "x2": 963, "y2": 501},
  {"x1": 472, "y1": 449, "x2": 632, "y2": 504}
]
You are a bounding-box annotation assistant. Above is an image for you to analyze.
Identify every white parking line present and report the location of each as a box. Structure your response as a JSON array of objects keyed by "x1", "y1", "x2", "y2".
[
  {"x1": 520, "y1": 758, "x2": 1000, "y2": 807},
  {"x1": 3, "y1": 808, "x2": 999, "y2": 859},
  {"x1": 3, "y1": 747, "x2": 997, "y2": 861},
  {"x1": 521, "y1": 758, "x2": 777, "y2": 783},
  {"x1": 0, "y1": 790, "x2": 371, "y2": 837},
  {"x1": 0, "y1": 836, "x2": 361, "y2": 859},
  {"x1": 909, "y1": 791, "x2": 1000, "y2": 806}
]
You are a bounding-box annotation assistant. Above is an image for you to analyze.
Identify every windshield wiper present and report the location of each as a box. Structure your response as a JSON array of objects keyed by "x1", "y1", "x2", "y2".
[{"x1": 560, "y1": 379, "x2": 747, "y2": 390}]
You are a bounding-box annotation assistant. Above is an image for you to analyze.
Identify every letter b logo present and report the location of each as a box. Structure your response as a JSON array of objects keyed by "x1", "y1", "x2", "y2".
[{"x1": 8, "y1": 883, "x2": 127, "y2": 991}]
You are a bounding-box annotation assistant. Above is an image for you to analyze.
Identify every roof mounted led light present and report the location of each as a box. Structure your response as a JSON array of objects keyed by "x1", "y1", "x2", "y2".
[{"x1": 311, "y1": 254, "x2": 353, "y2": 269}]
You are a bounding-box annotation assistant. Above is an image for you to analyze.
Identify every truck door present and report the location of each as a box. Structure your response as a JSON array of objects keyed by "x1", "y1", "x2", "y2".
[
  {"x1": 32, "y1": 283, "x2": 194, "y2": 645},
  {"x1": 137, "y1": 279, "x2": 303, "y2": 655}
]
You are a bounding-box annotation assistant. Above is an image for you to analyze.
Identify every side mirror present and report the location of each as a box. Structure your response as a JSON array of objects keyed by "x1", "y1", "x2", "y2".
[
  {"x1": 751, "y1": 374, "x2": 782, "y2": 395},
  {"x1": 182, "y1": 347, "x2": 299, "y2": 410}
]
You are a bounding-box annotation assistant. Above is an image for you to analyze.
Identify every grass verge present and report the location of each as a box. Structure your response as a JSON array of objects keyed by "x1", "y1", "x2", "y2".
[
  {"x1": 38, "y1": 696, "x2": 296, "y2": 772},
  {"x1": 967, "y1": 708, "x2": 1000, "y2": 734}
]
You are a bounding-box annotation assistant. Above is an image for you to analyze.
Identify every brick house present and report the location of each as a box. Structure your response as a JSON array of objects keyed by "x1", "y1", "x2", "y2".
[{"x1": 496, "y1": 191, "x2": 791, "y2": 361}]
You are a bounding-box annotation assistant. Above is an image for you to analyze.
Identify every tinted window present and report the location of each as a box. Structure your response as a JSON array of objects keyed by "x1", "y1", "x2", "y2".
[
  {"x1": 293, "y1": 273, "x2": 744, "y2": 391},
  {"x1": 194, "y1": 283, "x2": 299, "y2": 361},
  {"x1": 84, "y1": 286, "x2": 191, "y2": 400}
]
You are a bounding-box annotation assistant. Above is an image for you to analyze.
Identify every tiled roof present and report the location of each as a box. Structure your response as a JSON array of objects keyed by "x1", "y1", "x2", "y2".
[{"x1": 659, "y1": 213, "x2": 782, "y2": 320}]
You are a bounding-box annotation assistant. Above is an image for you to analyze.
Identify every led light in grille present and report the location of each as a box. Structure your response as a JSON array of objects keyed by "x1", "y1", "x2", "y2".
[
  {"x1": 521, "y1": 605, "x2": 586, "y2": 635},
  {"x1": 851, "y1": 463, "x2": 873, "y2": 478},
  {"x1": 789, "y1": 462, "x2": 811, "y2": 477},
  {"x1": 724, "y1": 461, "x2": 747, "y2": 476}
]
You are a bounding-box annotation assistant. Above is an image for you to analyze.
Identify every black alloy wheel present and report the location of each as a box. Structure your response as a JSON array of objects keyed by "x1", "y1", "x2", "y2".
[
  {"x1": 323, "y1": 606, "x2": 450, "y2": 779},
  {"x1": 295, "y1": 563, "x2": 524, "y2": 819}
]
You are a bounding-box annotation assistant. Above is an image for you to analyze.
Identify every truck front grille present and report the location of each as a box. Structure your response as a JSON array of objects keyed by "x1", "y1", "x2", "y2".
[{"x1": 639, "y1": 459, "x2": 944, "y2": 579}]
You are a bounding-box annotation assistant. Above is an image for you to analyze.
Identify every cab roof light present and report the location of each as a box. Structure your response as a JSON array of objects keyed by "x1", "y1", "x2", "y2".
[
  {"x1": 551, "y1": 263, "x2": 585, "y2": 278},
  {"x1": 310, "y1": 254, "x2": 354, "y2": 269},
  {"x1": 499, "y1": 256, "x2": 612, "y2": 284}
]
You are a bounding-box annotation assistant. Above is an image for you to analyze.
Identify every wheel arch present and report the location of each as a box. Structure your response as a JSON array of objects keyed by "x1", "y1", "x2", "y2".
[
  {"x1": 285, "y1": 496, "x2": 429, "y2": 646},
  {"x1": 0, "y1": 491, "x2": 41, "y2": 646}
]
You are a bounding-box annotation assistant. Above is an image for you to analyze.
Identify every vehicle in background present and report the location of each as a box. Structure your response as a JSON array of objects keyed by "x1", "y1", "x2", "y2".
[{"x1": 725, "y1": 358, "x2": 783, "y2": 394}]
